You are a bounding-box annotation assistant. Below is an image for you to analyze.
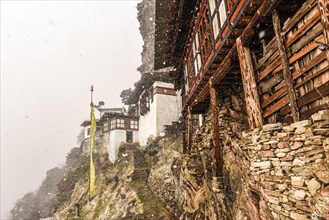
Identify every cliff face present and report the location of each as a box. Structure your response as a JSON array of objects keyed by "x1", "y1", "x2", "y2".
[
  {"x1": 137, "y1": 0, "x2": 155, "y2": 74},
  {"x1": 146, "y1": 95, "x2": 329, "y2": 220},
  {"x1": 53, "y1": 139, "x2": 170, "y2": 220},
  {"x1": 12, "y1": 93, "x2": 329, "y2": 219}
]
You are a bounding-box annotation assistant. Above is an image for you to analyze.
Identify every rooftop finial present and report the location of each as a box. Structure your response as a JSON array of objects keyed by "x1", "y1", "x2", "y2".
[{"x1": 90, "y1": 85, "x2": 94, "y2": 103}]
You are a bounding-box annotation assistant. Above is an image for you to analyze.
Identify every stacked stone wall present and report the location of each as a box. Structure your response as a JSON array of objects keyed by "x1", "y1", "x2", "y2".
[
  {"x1": 240, "y1": 110, "x2": 329, "y2": 219},
  {"x1": 146, "y1": 92, "x2": 329, "y2": 219},
  {"x1": 175, "y1": 94, "x2": 329, "y2": 219}
]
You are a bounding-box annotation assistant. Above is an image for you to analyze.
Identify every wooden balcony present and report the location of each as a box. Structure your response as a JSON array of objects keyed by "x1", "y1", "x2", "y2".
[{"x1": 182, "y1": 0, "x2": 261, "y2": 108}]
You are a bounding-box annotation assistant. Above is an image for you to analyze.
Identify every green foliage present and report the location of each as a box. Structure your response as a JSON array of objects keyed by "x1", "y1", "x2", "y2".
[
  {"x1": 10, "y1": 166, "x2": 65, "y2": 219},
  {"x1": 120, "y1": 88, "x2": 132, "y2": 104}
]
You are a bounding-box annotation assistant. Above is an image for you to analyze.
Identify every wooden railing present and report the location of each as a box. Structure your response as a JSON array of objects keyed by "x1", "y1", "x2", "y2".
[{"x1": 182, "y1": 0, "x2": 249, "y2": 106}]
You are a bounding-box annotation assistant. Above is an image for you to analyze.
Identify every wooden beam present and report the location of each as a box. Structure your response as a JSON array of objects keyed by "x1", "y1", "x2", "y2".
[
  {"x1": 240, "y1": 0, "x2": 279, "y2": 44},
  {"x1": 292, "y1": 50, "x2": 327, "y2": 80},
  {"x1": 187, "y1": 107, "x2": 193, "y2": 154},
  {"x1": 317, "y1": 0, "x2": 329, "y2": 60},
  {"x1": 260, "y1": 72, "x2": 284, "y2": 94},
  {"x1": 282, "y1": 0, "x2": 317, "y2": 34},
  {"x1": 236, "y1": 37, "x2": 263, "y2": 129},
  {"x1": 284, "y1": 11, "x2": 321, "y2": 48},
  {"x1": 297, "y1": 81, "x2": 329, "y2": 107},
  {"x1": 261, "y1": 86, "x2": 286, "y2": 109},
  {"x1": 209, "y1": 79, "x2": 222, "y2": 177},
  {"x1": 263, "y1": 95, "x2": 290, "y2": 118},
  {"x1": 272, "y1": 11, "x2": 300, "y2": 122}
]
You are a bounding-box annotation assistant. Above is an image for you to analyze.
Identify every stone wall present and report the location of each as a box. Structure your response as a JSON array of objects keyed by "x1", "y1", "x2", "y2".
[
  {"x1": 147, "y1": 89, "x2": 329, "y2": 219},
  {"x1": 240, "y1": 110, "x2": 329, "y2": 219}
]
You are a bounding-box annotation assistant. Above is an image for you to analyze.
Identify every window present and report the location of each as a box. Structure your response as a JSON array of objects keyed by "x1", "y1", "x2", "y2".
[
  {"x1": 126, "y1": 131, "x2": 133, "y2": 142},
  {"x1": 208, "y1": 0, "x2": 227, "y2": 39},
  {"x1": 140, "y1": 91, "x2": 150, "y2": 115},
  {"x1": 130, "y1": 120, "x2": 138, "y2": 130},
  {"x1": 219, "y1": 0, "x2": 227, "y2": 28},
  {"x1": 192, "y1": 32, "x2": 201, "y2": 76},
  {"x1": 184, "y1": 65, "x2": 189, "y2": 94},
  {"x1": 110, "y1": 119, "x2": 116, "y2": 129},
  {"x1": 117, "y1": 118, "x2": 125, "y2": 128}
]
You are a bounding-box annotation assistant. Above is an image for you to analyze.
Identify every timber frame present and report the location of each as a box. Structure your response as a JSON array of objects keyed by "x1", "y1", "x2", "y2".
[{"x1": 152, "y1": 0, "x2": 329, "y2": 177}]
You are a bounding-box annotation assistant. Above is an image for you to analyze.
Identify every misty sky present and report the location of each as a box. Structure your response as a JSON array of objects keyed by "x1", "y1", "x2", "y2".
[{"x1": 1, "y1": 1, "x2": 142, "y2": 218}]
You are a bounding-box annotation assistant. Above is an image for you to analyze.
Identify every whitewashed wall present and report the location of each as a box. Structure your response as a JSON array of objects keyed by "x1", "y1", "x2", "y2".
[
  {"x1": 155, "y1": 90, "x2": 181, "y2": 134},
  {"x1": 138, "y1": 81, "x2": 182, "y2": 146},
  {"x1": 108, "y1": 129, "x2": 138, "y2": 162},
  {"x1": 138, "y1": 96, "x2": 157, "y2": 146},
  {"x1": 84, "y1": 125, "x2": 91, "y2": 139}
]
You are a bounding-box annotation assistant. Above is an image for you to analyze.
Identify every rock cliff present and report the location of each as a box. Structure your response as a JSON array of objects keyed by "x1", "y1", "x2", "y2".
[{"x1": 11, "y1": 94, "x2": 329, "y2": 219}]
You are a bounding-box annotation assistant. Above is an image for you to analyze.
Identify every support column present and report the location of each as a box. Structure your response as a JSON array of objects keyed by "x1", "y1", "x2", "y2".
[
  {"x1": 317, "y1": 0, "x2": 329, "y2": 60},
  {"x1": 187, "y1": 107, "x2": 193, "y2": 154},
  {"x1": 209, "y1": 80, "x2": 223, "y2": 177},
  {"x1": 273, "y1": 11, "x2": 300, "y2": 122},
  {"x1": 236, "y1": 37, "x2": 263, "y2": 129}
]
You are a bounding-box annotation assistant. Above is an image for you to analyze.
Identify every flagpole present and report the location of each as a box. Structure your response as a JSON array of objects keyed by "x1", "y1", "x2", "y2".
[
  {"x1": 89, "y1": 85, "x2": 93, "y2": 201},
  {"x1": 90, "y1": 85, "x2": 94, "y2": 103}
]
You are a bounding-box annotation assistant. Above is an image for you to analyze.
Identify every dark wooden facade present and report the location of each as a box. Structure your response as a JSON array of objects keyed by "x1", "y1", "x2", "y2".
[
  {"x1": 154, "y1": 0, "x2": 329, "y2": 179},
  {"x1": 160, "y1": 0, "x2": 328, "y2": 124}
]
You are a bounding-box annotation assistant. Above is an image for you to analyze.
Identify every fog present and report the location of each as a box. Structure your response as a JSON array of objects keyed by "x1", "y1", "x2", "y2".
[{"x1": 0, "y1": 1, "x2": 142, "y2": 218}]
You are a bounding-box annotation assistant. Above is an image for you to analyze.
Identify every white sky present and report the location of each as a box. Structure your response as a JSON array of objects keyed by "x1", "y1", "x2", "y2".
[{"x1": 0, "y1": 1, "x2": 142, "y2": 218}]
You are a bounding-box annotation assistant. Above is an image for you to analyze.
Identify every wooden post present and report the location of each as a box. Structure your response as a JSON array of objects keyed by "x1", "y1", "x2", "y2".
[
  {"x1": 209, "y1": 80, "x2": 223, "y2": 177},
  {"x1": 272, "y1": 11, "x2": 300, "y2": 122},
  {"x1": 317, "y1": 0, "x2": 329, "y2": 60},
  {"x1": 236, "y1": 37, "x2": 263, "y2": 129},
  {"x1": 187, "y1": 107, "x2": 193, "y2": 154}
]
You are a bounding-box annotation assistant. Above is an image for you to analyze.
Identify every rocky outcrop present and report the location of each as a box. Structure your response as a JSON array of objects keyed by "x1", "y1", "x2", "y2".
[
  {"x1": 137, "y1": 0, "x2": 155, "y2": 73},
  {"x1": 146, "y1": 90, "x2": 329, "y2": 220},
  {"x1": 53, "y1": 140, "x2": 170, "y2": 220},
  {"x1": 17, "y1": 91, "x2": 328, "y2": 220}
]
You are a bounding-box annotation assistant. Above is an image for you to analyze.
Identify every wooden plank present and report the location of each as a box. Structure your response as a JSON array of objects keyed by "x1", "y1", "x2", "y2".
[
  {"x1": 294, "y1": 62, "x2": 329, "y2": 88},
  {"x1": 288, "y1": 36, "x2": 323, "y2": 64},
  {"x1": 237, "y1": 37, "x2": 263, "y2": 129},
  {"x1": 275, "y1": 81, "x2": 285, "y2": 91},
  {"x1": 265, "y1": 37, "x2": 277, "y2": 54},
  {"x1": 273, "y1": 11, "x2": 300, "y2": 121},
  {"x1": 262, "y1": 38, "x2": 322, "y2": 81},
  {"x1": 240, "y1": 0, "x2": 280, "y2": 44},
  {"x1": 263, "y1": 95, "x2": 289, "y2": 118},
  {"x1": 297, "y1": 80, "x2": 329, "y2": 107},
  {"x1": 264, "y1": 38, "x2": 322, "y2": 81},
  {"x1": 317, "y1": 0, "x2": 329, "y2": 60},
  {"x1": 290, "y1": 23, "x2": 323, "y2": 54},
  {"x1": 285, "y1": 11, "x2": 321, "y2": 48},
  {"x1": 210, "y1": 80, "x2": 223, "y2": 177},
  {"x1": 261, "y1": 86, "x2": 286, "y2": 108},
  {"x1": 256, "y1": 43, "x2": 278, "y2": 71},
  {"x1": 292, "y1": 50, "x2": 327, "y2": 80},
  {"x1": 257, "y1": 56, "x2": 281, "y2": 82},
  {"x1": 282, "y1": 0, "x2": 317, "y2": 34},
  {"x1": 260, "y1": 72, "x2": 284, "y2": 94}
]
